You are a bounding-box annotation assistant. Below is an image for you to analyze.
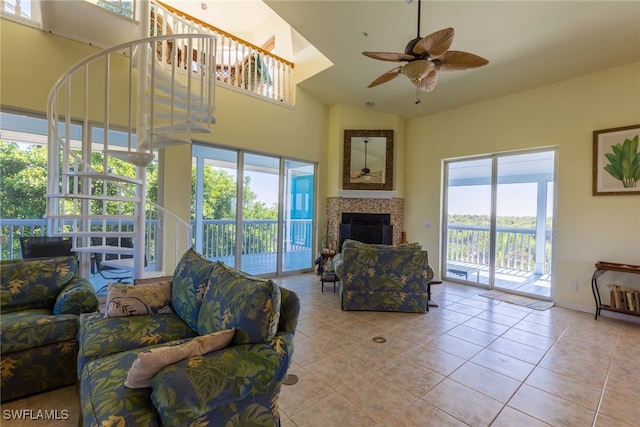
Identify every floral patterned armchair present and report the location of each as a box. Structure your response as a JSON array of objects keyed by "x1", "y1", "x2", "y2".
[
  {"x1": 333, "y1": 239, "x2": 434, "y2": 313},
  {"x1": 0, "y1": 256, "x2": 99, "y2": 402},
  {"x1": 78, "y1": 249, "x2": 300, "y2": 427}
]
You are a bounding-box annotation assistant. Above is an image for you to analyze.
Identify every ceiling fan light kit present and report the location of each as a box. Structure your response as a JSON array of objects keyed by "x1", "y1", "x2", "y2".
[{"x1": 362, "y1": 0, "x2": 488, "y2": 103}]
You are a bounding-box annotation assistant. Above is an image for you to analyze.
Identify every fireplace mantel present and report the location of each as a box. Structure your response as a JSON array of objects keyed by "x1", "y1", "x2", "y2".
[{"x1": 338, "y1": 190, "x2": 398, "y2": 199}]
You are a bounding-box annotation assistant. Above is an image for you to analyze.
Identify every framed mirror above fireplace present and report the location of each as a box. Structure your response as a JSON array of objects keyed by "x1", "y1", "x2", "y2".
[{"x1": 343, "y1": 129, "x2": 393, "y2": 191}]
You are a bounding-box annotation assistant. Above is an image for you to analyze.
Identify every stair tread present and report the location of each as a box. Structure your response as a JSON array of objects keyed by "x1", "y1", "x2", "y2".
[
  {"x1": 149, "y1": 100, "x2": 212, "y2": 110},
  {"x1": 147, "y1": 109, "x2": 216, "y2": 125},
  {"x1": 46, "y1": 193, "x2": 139, "y2": 202},
  {"x1": 52, "y1": 231, "x2": 135, "y2": 237},
  {"x1": 146, "y1": 93, "x2": 212, "y2": 111},
  {"x1": 63, "y1": 171, "x2": 143, "y2": 185},
  {"x1": 149, "y1": 122, "x2": 213, "y2": 133},
  {"x1": 105, "y1": 150, "x2": 156, "y2": 167},
  {"x1": 137, "y1": 134, "x2": 192, "y2": 150},
  {"x1": 46, "y1": 214, "x2": 137, "y2": 221},
  {"x1": 73, "y1": 244, "x2": 135, "y2": 255}
]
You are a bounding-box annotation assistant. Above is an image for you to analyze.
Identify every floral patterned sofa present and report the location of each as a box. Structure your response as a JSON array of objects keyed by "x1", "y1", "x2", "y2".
[
  {"x1": 0, "y1": 256, "x2": 99, "y2": 402},
  {"x1": 333, "y1": 239, "x2": 434, "y2": 313},
  {"x1": 77, "y1": 248, "x2": 300, "y2": 427}
]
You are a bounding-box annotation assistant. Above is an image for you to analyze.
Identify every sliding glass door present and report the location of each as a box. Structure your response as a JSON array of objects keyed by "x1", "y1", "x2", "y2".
[
  {"x1": 445, "y1": 158, "x2": 492, "y2": 284},
  {"x1": 443, "y1": 149, "x2": 556, "y2": 299},
  {"x1": 192, "y1": 145, "x2": 238, "y2": 267},
  {"x1": 241, "y1": 153, "x2": 280, "y2": 275},
  {"x1": 494, "y1": 152, "x2": 555, "y2": 297},
  {"x1": 192, "y1": 144, "x2": 316, "y2": 276}
]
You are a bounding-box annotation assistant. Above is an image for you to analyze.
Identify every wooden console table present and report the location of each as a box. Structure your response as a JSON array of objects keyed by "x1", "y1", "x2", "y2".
[{"x1": 591, "y1": 261, "x2": 640, "y2": 319}]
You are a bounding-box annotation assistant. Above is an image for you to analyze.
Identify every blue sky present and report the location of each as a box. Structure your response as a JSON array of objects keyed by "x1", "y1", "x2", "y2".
[{"x1": 448, "y1": 183, "x2": 553, "y2": 217}]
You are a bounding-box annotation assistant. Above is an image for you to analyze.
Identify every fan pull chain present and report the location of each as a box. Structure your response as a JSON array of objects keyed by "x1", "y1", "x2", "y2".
[{"x1": 415, "y1": 87, "x2": 422, "y2": 104}]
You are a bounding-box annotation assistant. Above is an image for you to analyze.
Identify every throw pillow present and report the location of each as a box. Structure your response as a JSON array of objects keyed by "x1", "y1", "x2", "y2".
[
  {"x1": 171, "y1": 248, "x2": 217, "y2": 331},
  {"x1": 197, "y1": 262, "x2": 281, "y2": 345},
  {"x1": 104, "y1": 281, "x2": 172, "y2": 318},
  {"x1": 124, "y1": 328, "x2": 235, "y2": 388}
]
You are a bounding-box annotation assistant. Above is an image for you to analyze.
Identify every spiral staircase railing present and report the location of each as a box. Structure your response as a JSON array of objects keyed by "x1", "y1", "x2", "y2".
[{"x1": 46, "y1": 33, "x2": 216, "y2": 280}]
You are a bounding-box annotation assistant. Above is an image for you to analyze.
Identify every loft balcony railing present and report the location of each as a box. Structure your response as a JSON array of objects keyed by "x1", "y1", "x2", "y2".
[
  {"x1": 150, "y1": 0, "x2": 295, "y2": 105},
  {"x1": 447, "y1": 224, "x2": 552, "y2": 274}
]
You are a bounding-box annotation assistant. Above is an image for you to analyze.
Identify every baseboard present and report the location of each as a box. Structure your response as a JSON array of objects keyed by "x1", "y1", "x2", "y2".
[{"x1": 555, "y1": 301, "x2": 640, "y2": 324}]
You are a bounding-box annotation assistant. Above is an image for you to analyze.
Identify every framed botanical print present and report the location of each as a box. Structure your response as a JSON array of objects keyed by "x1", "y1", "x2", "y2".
[{"x1": 593, "y1": 124, "x2": 640, "y2": 195}]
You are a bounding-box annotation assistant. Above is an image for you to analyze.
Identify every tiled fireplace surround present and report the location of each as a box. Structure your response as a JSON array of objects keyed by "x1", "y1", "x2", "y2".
[{"x1": 327, "y1": 197, "x2": 404, "y2": 248}]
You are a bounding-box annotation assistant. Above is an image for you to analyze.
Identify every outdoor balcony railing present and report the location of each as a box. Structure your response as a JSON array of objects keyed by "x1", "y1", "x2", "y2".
[
  {"x1": 198, "y1": 219, "x2": 313, "y2": 259},
  {"x1": 447, "y1": 223, "x2": 552, "y2": 274},
  {"x1": 2, "y1": 219, "x2": 547, "y2": 269},
  {"x1": 0, "y1": 219, "x2": 159, "y2": 264},
  {"x1": 1, "y1": 218, "x2": 314, "y2": 261},
  {"x1": 2, "y1": 219, "x2": 548, "y2": 277}
]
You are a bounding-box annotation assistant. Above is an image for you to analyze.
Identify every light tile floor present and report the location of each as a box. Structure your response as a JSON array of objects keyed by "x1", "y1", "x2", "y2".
[{"x1": 2, "y1": 273, "x2": 639, "y2": 426}]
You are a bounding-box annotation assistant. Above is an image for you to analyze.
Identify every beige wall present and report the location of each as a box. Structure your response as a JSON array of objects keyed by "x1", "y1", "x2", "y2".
[
  {"x1": 1, "y1": 20, "x2": 136, "y2": 125},
  {"x1": 405, "y1": 61, "x2": 640, "y2": 311},
  {"x1": 1, "y1": 20, "x2": 100, "y2": 114},
  {"x1": 326, "y1": 104, "x2": 405, "y2": 198}
]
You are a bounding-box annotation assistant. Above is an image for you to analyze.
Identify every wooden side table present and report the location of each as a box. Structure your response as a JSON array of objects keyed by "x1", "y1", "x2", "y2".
[
  {"x1": 321, "y1": 271, "x2": 338, "y2": 293},
  {"x1": 318, "y1": 252, "x2": 336, "y2": 275},
  {"x1": 318, "y1": 251, "x2": 338, "y2": 292}
]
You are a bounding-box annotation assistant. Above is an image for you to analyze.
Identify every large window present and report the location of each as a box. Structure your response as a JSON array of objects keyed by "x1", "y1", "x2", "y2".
[
  {"x1": 192, "y1": 144, "x2": 316, "y2": 276},
  {"x1": 0, "y1": 110, "x2": 158, "y2": 287}
]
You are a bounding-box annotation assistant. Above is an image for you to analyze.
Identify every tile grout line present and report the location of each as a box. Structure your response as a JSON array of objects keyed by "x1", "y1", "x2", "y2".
[
  {"x1": 487, "y1": 308, "x2": 596, "y2": 426},
  {"x1": 442, "y1": 295, "x2": 582, "y2": 426},
  {"x1": 590, "y1": 324, "x2": 621, "y2": 427}
]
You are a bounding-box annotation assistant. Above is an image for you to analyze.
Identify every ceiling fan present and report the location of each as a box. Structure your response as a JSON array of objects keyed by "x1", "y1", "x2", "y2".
[
  {"x1": 362, "y1": 0, "x2": 489, "y2": 103},
  {"x1": 357, "y1": 137, "x2": 371, "y2": 180}
]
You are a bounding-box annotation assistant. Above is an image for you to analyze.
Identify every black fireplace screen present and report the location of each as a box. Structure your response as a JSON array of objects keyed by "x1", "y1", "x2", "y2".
[{"x1": 339, "y1": 213, "x2": 392, "y2": 250}]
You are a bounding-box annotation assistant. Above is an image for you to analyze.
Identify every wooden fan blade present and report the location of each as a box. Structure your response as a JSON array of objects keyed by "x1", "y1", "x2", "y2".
[
  {"x1": 362, "y1": 51, "x2": 414, "y2": 62},
  {"x1": 367, "y1": 66, "x2": 402, "y2": 88},
  {"x1": 437, "y1": 51, "x2": 489, "y2": 72},
  {"x1": 413, "y1": 27, "x2": 454, "y2": 58},
  {"x1": 413, "y1": 70, "x2": 439, "y2": 92}
]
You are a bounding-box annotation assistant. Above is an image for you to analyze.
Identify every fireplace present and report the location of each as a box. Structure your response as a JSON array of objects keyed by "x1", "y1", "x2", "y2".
[
  {"x1": 339, "y1": 213, "x2": 392, "y2": 249},
  {"x1": 327, "y1": 197, "x2": 404, "y2": 248}
]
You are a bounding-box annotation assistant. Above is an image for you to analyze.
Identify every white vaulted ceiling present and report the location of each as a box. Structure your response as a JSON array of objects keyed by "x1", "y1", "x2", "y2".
[{"x1": 263, "y1": 1, "x2": 640, "y2": 118}]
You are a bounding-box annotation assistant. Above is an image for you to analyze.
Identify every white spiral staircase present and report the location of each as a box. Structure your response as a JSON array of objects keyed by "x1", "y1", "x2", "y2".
[{"x1": 45, "y1": 32, "x2": 217, "y2": 281}]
